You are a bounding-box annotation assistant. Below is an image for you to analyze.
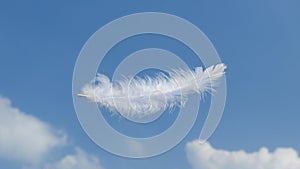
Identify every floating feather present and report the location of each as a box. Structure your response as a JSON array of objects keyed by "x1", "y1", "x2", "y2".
[{"x1": 78, "y1": 63, "x2": 226, "y2": 117}]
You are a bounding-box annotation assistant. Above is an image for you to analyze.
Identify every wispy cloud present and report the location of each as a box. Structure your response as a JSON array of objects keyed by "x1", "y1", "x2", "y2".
[
  {"x1": 186, "y1": 140, "x2": 300, "y2": 169},
  {"x1": 0, "y1": 96, "x2": 66, "y2": 164},
  {"x1": 43, "y1": 147, "x2": 103, "y2": 169}
]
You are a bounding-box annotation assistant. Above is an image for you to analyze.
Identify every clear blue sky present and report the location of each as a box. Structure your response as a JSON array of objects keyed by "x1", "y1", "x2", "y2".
[{"x1": 0, "y1": 0, "x2": 300, "y2": 169}]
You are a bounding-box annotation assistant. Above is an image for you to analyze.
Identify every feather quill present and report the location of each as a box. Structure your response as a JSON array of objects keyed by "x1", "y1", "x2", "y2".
[{"x1": 79, "y1": 63, "x2": 226, "y2": 117}]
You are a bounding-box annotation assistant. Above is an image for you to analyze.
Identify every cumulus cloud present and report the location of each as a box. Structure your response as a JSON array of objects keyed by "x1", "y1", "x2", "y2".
[
  {"x1": 0, "y1": 96, "x2": 66, "y2": 164},
  {"x1": 44, "y1": 147, "x2": 103, "y2": 169},
  {"x1": 186, "y1": 140, "x2": 300, "y2": 169}
]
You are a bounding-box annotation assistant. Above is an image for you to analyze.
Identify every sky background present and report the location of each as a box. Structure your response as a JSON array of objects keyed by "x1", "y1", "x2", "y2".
[{"x1": 0, "y1": 0, "x2": 300, "y2": 169}]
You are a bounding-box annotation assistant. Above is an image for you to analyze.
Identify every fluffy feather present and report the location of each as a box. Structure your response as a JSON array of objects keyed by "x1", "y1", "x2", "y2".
[{"x1": 79, "y1": 63, "x2": 226, "y2": 117}]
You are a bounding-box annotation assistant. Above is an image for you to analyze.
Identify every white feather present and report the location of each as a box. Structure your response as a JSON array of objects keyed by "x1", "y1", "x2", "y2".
[{"x1": 79, "y1": 63, "x2": 226, "y2": 117}]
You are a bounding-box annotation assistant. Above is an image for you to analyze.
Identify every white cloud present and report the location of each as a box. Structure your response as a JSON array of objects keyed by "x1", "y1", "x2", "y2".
[
  {"x1": 0, "y1": 96, "x2": 104, "y2": 169},
  {"x1": 44, "y1": 148, "x2": 103, "y2": 169},
  {"x1": 186, "y1": 140, "x2": 300, "y2": 169},
  {"x1": 0, "y1": 96, "x2": 66, "y2": 164}
]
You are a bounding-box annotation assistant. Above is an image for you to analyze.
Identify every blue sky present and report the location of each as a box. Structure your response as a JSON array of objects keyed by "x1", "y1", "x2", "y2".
[{"x1": 1, "y1": 0, "x2": 300, "y2": 169}]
